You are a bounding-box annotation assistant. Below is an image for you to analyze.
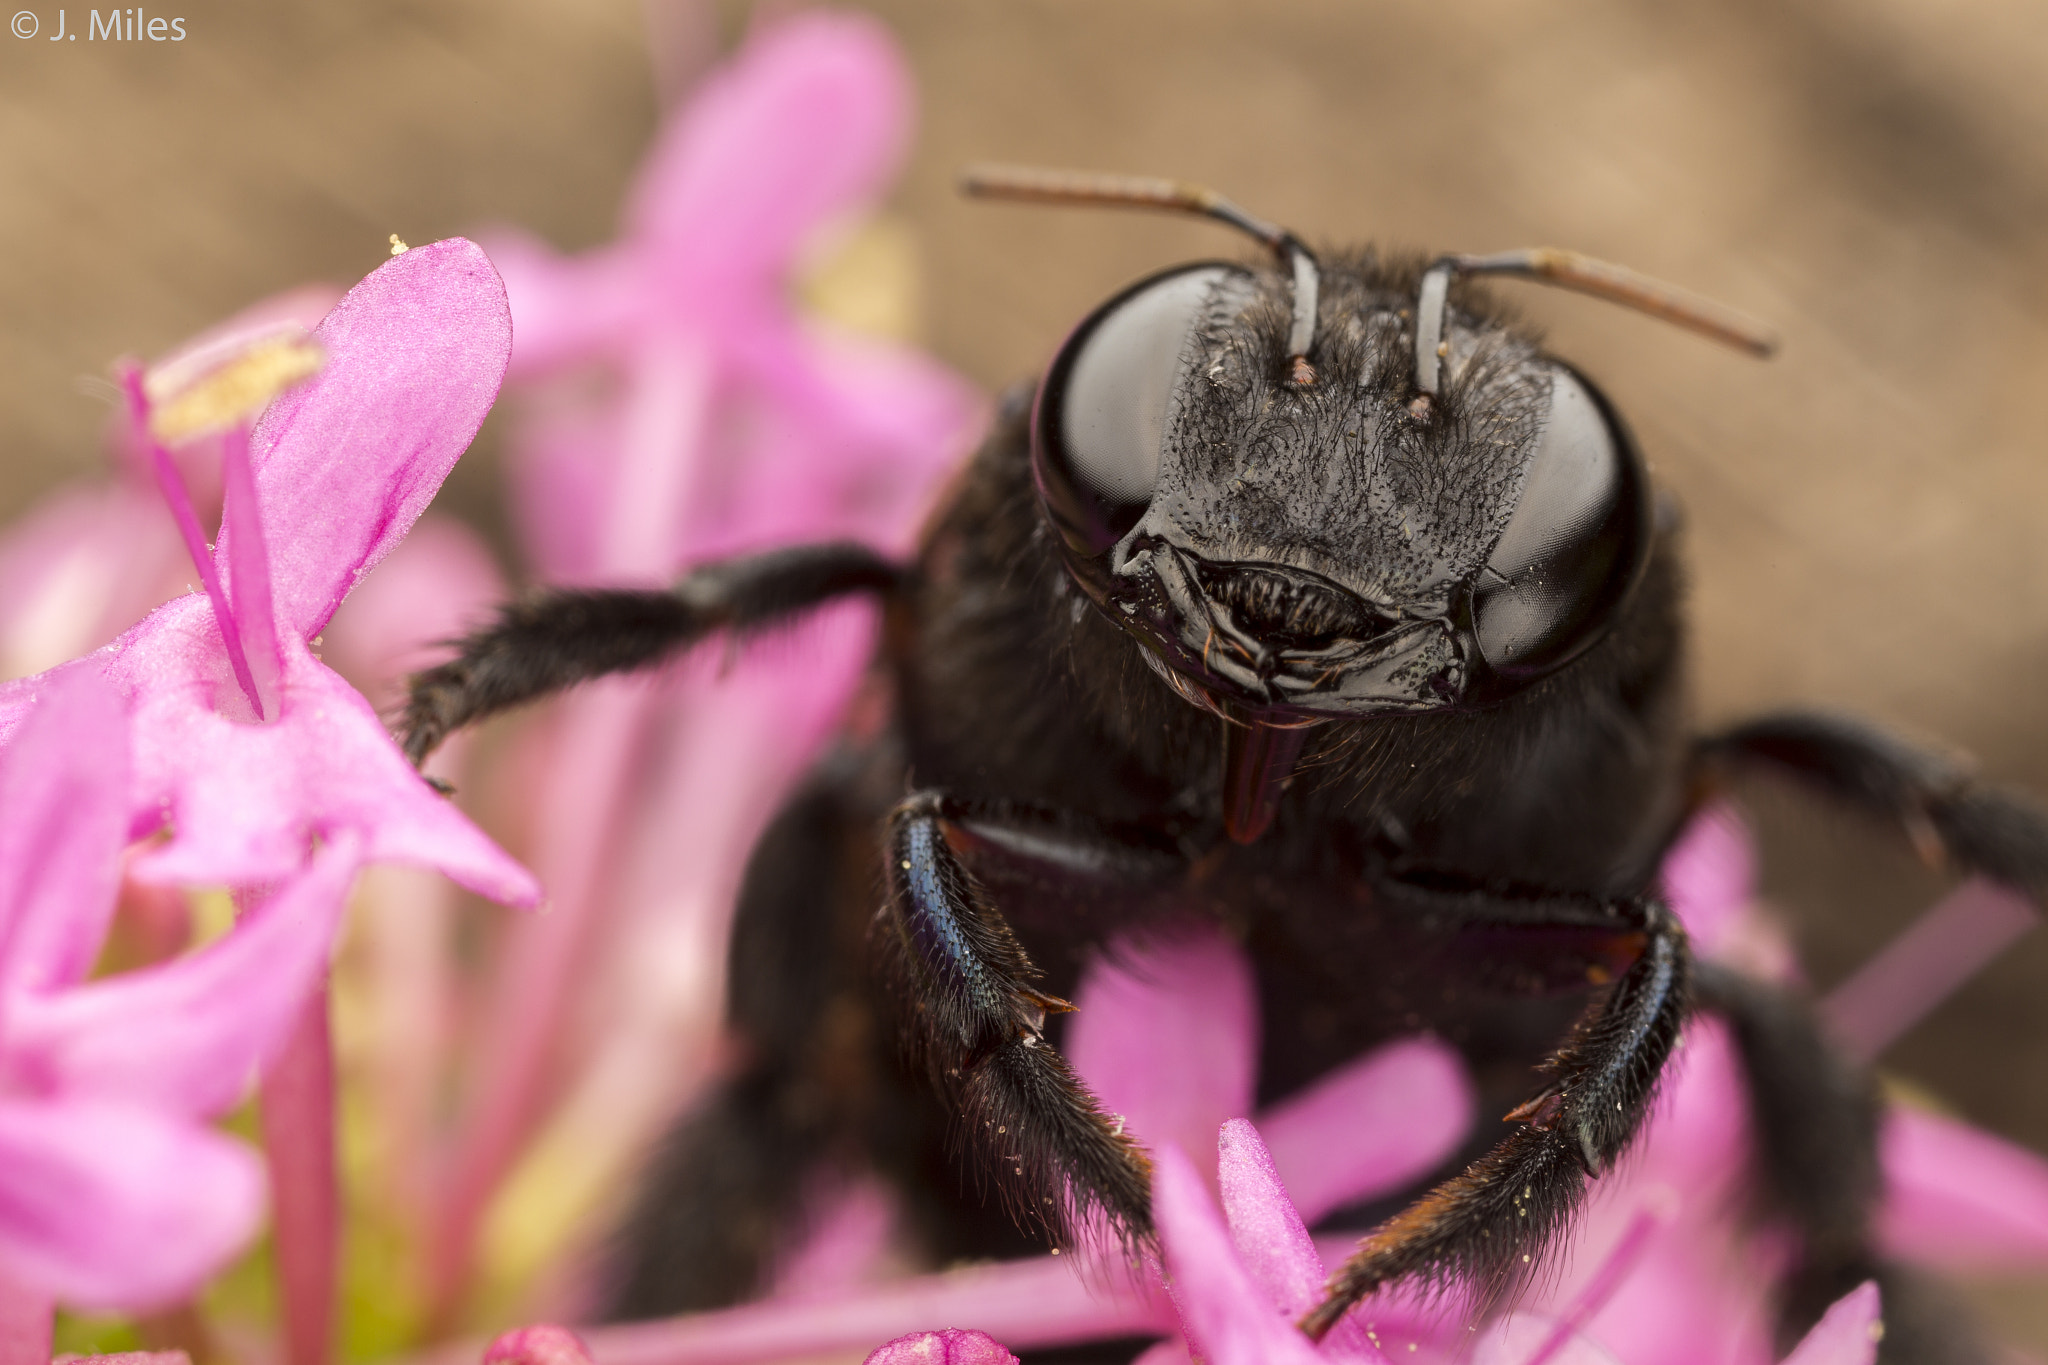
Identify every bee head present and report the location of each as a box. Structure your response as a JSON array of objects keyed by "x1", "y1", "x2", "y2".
[{"x1": 963, "y1": 165, "x2": 1771, "y2": 725}]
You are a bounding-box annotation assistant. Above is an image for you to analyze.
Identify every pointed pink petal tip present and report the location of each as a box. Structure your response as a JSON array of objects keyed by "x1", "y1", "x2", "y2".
[
  {"x1": 1215, "y1": 1119, "x2": 1323, "y2": 1319},
  {"x1": 483, "y1": 1324, "x2": 594, "y2": 1365},
  {"x1": 863, "y1": 1330, "x2": 1021, "y2": 1365},
  {"x1": 1779, "y1": 1281, "x2": 1882, "y2": 1365},
  {"x1": 1153, "y1": 1144, "x2": 1326, "y2": 1365},
  {"x1": 72, "y1": 1354, "x2": 193, "y2": 1365}
]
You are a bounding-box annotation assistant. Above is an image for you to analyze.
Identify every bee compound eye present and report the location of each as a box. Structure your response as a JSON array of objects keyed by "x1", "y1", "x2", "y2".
[
  {"x1": 1032, "y1": 263, "x2": 1243, "y2": 559},
  {"x1": 1472, "y1": 367, "x2": 1652, "y2": 678}
]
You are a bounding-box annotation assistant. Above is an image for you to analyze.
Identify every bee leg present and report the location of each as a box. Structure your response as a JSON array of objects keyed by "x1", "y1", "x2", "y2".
[
  {"x1": 602, "y1": 768, "x2": 884, "y2": 1318},
  {"x1": 1700, "y1": 711, "x2": 2048, "y2": 899},
  {"x1": 1303, "y1": 898, "x2": 1690, "y2": 1339},
  {"x1": 399, "y1": 541, "x2": 903, "y2": 765},
  {"x1": 876, "y1": 791, "x2": 1168, "y2": 1249},
  {"x1": 1694, "y1": 962, "x2": 1992, "y2": 1365}
]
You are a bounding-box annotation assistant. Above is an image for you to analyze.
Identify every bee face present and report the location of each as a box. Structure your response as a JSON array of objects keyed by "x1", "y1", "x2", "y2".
[{"x1": 1030, "y1": 255, "x2": 1652, "y2": 719}]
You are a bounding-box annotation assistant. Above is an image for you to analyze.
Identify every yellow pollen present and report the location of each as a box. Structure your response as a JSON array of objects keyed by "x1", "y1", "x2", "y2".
[
  {"x1": 147, "y1": 332, "x2": 326, "y2": 445},
  {"x1": 389, "y1": 234, "x2": 410, "y2": 255}
]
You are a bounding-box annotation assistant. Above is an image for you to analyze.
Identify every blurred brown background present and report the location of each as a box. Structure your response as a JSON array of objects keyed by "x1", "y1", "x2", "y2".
[{"x1": 3, "y1": 0, "x2": 2046, "y2": 1343}]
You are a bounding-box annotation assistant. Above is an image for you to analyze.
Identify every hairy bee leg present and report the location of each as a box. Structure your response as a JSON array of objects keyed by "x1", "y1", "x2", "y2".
[
  {"x1": 1302, "y1": 901, "x2": 1690, "y2": 1341},
  {"x1": 399, "y1": 541, "x2": 903, "y2": 765},
  {"x1": 877, "y1": 791, "x2": 1161, "y2": 1247},
  {"x1": 1694, "y1": 963, "x2": 1992, "y2": 1365},
  {"x1": 1700, "y1": 711, "x2": 2048, "y2": 898}
]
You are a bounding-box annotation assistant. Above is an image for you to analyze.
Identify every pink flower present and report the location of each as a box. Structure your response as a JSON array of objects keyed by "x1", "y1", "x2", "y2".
[
  {"x1": 488, "y1": 9, "x2": 977, "y2": 581},
  {"x1": 0, "y1": 669, "x2": 353, "y2": 1311},
  {"x1": 1146, "y1": 1120, "x2": 1884, "y2": 1365},
  {"x1": 0, "y1": 239, "x2": 538, "y2": 907},
  {"x1": 416, "y1": 13, "x2": 980, "y2": 1311}
]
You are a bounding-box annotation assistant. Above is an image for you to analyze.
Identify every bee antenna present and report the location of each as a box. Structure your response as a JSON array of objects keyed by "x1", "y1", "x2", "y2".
[
  {"x1": 961, "y1": 163, "x2": 1320, "y2": 382},
  {"x1": 1413, "y1": 247, "x2": 1778, "y2": 400}
]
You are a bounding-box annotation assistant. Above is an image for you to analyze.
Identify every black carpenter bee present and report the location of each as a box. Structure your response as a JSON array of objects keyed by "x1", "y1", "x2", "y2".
[{"x1": 401, "y1": 167, "x2": 2048, "y2": 1362}]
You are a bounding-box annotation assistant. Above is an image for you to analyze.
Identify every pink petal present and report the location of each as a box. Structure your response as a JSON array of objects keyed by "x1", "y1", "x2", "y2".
[
  {"x1": 1258, "y1": 1036, "x2": 1475, "y2": 1224},
  {"x1": 1469, "y1": 1316, "x2": 1623, "y2": 1365},
  {"x1": 601, "y1": 331, "x2": 715, "y2": 579},
  {"x1": 1637, "y1": 1019, "x2": 1751, "y2": 1181},
  {"x1": 1517, "y1": 1202, "x2": 1668, "y2": 1365},
  {"x1": 485, "y1": 1325, "x2": 595, "y2": 1365},
  {"x1": 503, "y1": 400, "x2": 620, "y2": 582},
  {"x1": 1068, "y1": 928, "x2": 1258, "y2": 1180},
  {"x1": 106, "y1": 611, "x2": 537, "y2": 903},
  {"x1": 1877, "y1": 1105, "x2": 2048, "y2": 1267},
  {"x1": 1658, "y1": 803, "x2": 1753, "y2": 955},
  {"x1": 217, "y1": 425, "x2": 284, "y2": 720},
  {"x1": 625, "y1": 12, "x2": 912, "y2": 300},
  {"x1": 237, "y1": 238, "x2": 512, "y2": 640},
  {"x1": 0, "y1": 668, "x2": 128, "y2": 993},
  {"x1": 1215, "y1": 1120, "x2": 1324, "y2": 1319},
  {"x1": 3, "y1": 835, "x2": 358, "y2": 1119},
  {"x1": 862, "y1": 1330, "x2": 1020, "y2": 1365},
  {"x1": 1778, "y1": 1282, "x2": 1882, "y2": 1365},
  {"x1": 723, "y1": 323, "x2": 979, "y2": 505},
  {"x1": 1152, "y1": 1144, "x2": 1327, "y2": 1365},
  {"x1": 576, "y1": 1255, "x2": 1164, "y2": 1365},
  {"x1": 0, "y1": 1098, "x2": 264, "y2": 1312}
]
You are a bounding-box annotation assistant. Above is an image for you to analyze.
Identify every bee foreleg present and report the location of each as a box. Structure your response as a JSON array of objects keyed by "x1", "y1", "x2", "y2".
[
  {"x1": 876, "y1": 791, "x2": 1160, "y2": 1250},
  {"x1": 1303, "y1": 898, "x2": 1690, "y2": 1339}
]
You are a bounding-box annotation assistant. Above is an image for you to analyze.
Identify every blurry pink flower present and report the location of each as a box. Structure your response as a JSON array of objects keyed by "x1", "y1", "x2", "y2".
[
  {"x1": 0, "y1": 239, "x2": 538, "y2": 906},
  {"x1": 1148, "y1": 1121, "x2": 1883, "y2": 1365},
  {"x1": 0, "y1": 668, "x2": 355, "y2": 1311},
  {"x1": 421, "y1": 12, "x2": 980, "y2": 1313},
  {"x1": 488, "y1": 8, "x2": 978, "y2": 581}
]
